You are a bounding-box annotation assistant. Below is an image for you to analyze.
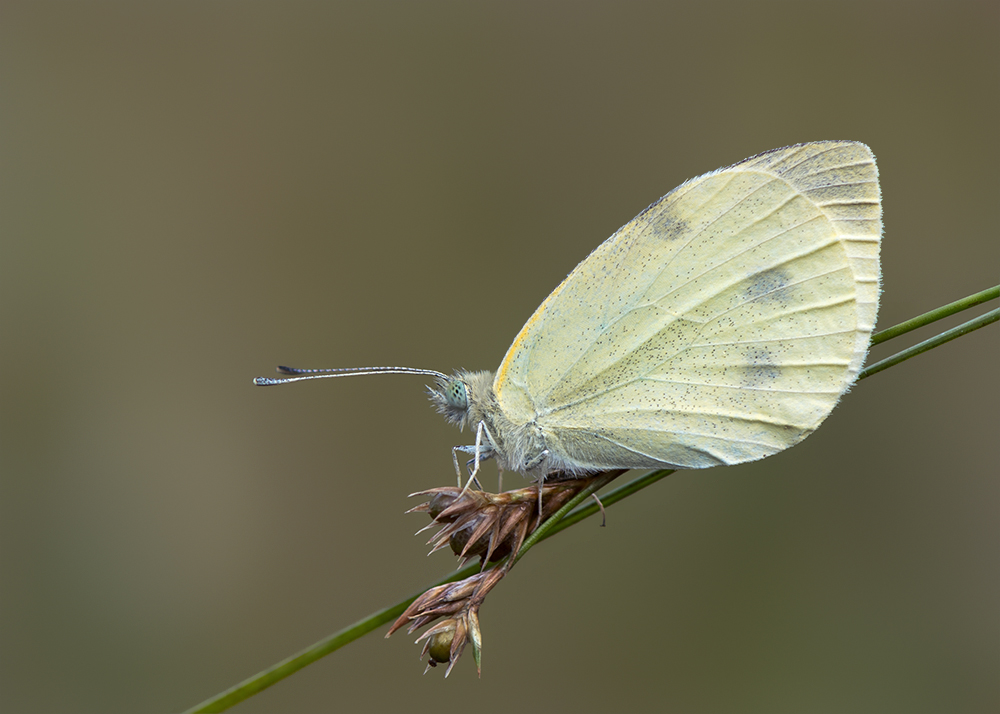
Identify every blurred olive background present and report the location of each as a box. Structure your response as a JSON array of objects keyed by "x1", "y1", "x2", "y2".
[{"x1": 1, "y1": 2, "x2": 997, "y2": 713}]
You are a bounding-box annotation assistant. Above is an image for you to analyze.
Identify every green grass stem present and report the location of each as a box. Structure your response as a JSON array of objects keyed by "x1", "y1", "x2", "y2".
[{"x1": 184, "y1": 285, "x2": 998, "y2": 713}]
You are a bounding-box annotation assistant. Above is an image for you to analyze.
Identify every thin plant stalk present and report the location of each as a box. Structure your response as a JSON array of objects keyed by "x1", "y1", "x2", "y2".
[
  {"x1": 184, "y1": 285, "x2": 998, "y2": 714},
  {"x1": 861, "y1": 307, "x2": 999, "y2": 380},
  {"x1": 870, "y1": 284, "x2": 998, "y2": 346}
]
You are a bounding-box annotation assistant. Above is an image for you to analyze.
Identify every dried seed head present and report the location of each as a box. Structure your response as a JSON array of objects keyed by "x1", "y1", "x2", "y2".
[
  {"x1": 409, "y1": 480, "x2": 597, "y2": 567},
  {"x1": 394, "y1": 473, "x2": 622, "y2": 675},
  {"x1": 388, "y1": 568, "x2": 502, "y2": 676}
]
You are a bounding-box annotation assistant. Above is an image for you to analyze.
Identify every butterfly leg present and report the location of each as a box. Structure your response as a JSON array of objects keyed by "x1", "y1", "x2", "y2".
[
  {"x1": 521, "y1": 448, "x2": 550, "y2": 475},
  {"x1": 451, "y1": 448, "x2": 463, "y2": 487},
  {"x1": 453, "y1": 420, "x2": 498, "y2": 492},
  {"x1": 455, "y1": 420, "x2": 498, "y2": 497},
  {"x1": 518, "y1": 448, "x2": 551, "y2": 517},
  {"x1": 451, "y1": 446, "x2": 486, "y2": 489}
]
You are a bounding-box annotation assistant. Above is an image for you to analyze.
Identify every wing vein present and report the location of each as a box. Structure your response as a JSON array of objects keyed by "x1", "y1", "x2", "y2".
[{"x1": 767, "y1": 143, "x2": 839, "y2": 172}]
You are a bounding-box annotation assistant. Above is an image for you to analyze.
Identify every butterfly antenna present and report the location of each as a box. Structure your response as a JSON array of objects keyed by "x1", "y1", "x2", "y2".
[{"x1": 253, "y1": 365, "x2": 449, "y2": 386}]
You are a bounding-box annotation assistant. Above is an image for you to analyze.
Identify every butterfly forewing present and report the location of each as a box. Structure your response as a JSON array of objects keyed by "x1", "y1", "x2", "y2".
[{"x1": 494, "y1": 141, "x2": 881, "y2": 471}]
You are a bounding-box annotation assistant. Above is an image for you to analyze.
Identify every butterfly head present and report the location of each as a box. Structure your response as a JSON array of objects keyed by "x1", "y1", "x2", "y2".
[{"x1": 428, "y1": 370, "x2": 495, "y2": 431}]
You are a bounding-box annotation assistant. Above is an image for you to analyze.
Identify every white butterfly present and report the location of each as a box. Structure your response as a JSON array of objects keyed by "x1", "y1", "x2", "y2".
[{"x1": 259, "y1": 141, "x2": 882, "y2": 485}]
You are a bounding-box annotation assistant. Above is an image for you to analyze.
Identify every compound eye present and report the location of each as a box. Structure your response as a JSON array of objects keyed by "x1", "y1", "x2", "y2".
[{"x1": 445, "y1": 379, "x2": 468, "y2": 411}]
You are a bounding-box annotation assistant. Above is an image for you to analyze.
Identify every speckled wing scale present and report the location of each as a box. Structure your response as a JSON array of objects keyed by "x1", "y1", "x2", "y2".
[{"x1": 494, "y1": 141, "x2": 882, "y2": 472}]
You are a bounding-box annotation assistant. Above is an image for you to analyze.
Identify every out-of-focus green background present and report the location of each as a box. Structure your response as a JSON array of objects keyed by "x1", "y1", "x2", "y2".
[{"x1": 1, "y1": 2, "x2": 997, "y2": 713}]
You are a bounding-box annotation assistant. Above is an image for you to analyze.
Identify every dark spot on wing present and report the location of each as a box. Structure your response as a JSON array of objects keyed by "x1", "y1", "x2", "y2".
[
  {"x1": 654, "y1": 214, "x2": 689, "y2": 241},
  {"x1": 636, "y1": 200, "x2": 690, "y2": 242},
  {"x1": 741, "y1": 347, "x2": 782, "y2": 387},
  {"x1": 745, "y1": 267, "x2": 791, "y2": 302}
]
